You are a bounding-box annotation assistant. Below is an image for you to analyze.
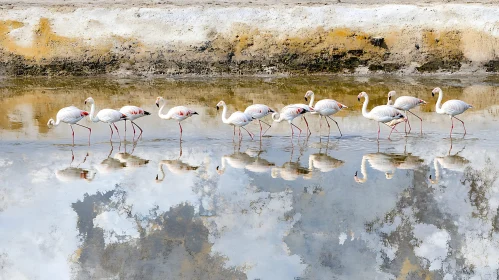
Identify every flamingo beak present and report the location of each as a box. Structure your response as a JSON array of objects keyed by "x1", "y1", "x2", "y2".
[
  {"x1": 388, "y1": 96, "x2": 392, "y2": 100},
  {"x1": 357, "y1": 97, "x2": 360, "y2": 102},
  {"x1": 304, "y1": 97, "x2": 308, "y2": 101},
  {"x1": 193, "y1": 112, "x2": 199, "y2": 115},
  {"x1": 216, "y1": 106, "x2": 219, "y2": 111},
  {"x1": 155, "y1": 102, "x2": 159, "y2": 108},
  {"x1": 432, "y1": 92, "x2": 435, "y2": 97},
  {"x1": 84, "y1": 101, "x2": 87, "y2": 104}
]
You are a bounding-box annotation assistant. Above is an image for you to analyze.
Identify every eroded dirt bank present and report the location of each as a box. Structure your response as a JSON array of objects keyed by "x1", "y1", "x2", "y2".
[{"x1": 0, "y1": 2, "x2": 498, "y2": 76}]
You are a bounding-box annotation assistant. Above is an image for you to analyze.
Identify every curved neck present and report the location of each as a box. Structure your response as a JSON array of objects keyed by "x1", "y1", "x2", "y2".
[
  {"x1": 308, "y1": 93, "x2": 315, "y2": 107},
  {"x1": 49, "y1": 118, "x2": 61, "y2": 127},
  {"x1": 435, "y1": 89, "x2": 444, "y2": 113},
  {"x1": 361, "y1": 95, "x2": 370, "y2": 118},
  {"x1": 308, "y1": 156, "x2": 314, "y2": 171},
  {"x1": 156, "y1": 163, "x2": 165, "y2": 182},
  {"x1": 272, "y1": 113, "x2": 283, "y2": 123},
  {"x1": 158, "y1": 100, "x2": 170, "y2": 119},
  {"x1": 358, "y1": 156, "x2": 368, "y2": 183},
  {"x1": 88, "y1": 103, "x2": 99, "y2": 122},
  {"x1": 430, "y1": 158, "x2": 440, "y2": 184},
  {"x1": 220, "y1": 105, "x2": 229, "y2": 123}
]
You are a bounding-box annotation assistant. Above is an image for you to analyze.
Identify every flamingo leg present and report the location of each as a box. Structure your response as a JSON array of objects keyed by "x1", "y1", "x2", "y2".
[
  {"x1": 258, "y1": 120, "x2": 263, "y2": 138},
  {"x1": 108, "y1": 125, "x2": 113, "y2": 142},
  {"x1": 406, "y1": 112, "x2": 412, "y2": 134},
  {"x1": 75, "y1": 123, "x2": 92, "y2": 146},
  {"x1": 291, "y1": 123, "x2": 302, "y2": 137},
  {"x1": 327, "y1": 116, "x2": 342, "y2": 137},
  {"x1": 377, "y1": 122, "x2": 381, "y2": 140},
  {"x1": 241, "y1": 126, "x2": 254, "y2": 140},
  {"x1": 303, "y1": 116, "x2": 311, "y2": 135},
  {"x1": 407, "y1": 110, "x2": 423, "y2": 134},
  {"x1": 239, "y1": 127, "x2": 242, "y2": 140},
  {"x1": 113, "y1": 123, "x2": 121, "y2": 141},
  {"x1": 178, "y1": 122, "x2": 183, "y2": 140},
  {"x1": 131, "y1": 121, "x2": 143, "y2": 140},
  {"x1": 70, "y1": 125, "x2": 75, "y2": 146},
  {"x1": 388, "y1": 124, "x2": 397, "y2": 139},
  {"x1": 260, "y1": 120, "x2": 272, "y2": 136},
  {"x1": 453, "y1": 116, "x2": 466, "y2": 136},
  {"x1": 450, "y1": 117, "x2": 454, "y2": 138}
]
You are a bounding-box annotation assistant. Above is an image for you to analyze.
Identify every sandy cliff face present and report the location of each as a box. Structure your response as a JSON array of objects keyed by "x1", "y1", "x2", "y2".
[{"x1": 0, "y1": 2, "x2": 498, "y2": 75}]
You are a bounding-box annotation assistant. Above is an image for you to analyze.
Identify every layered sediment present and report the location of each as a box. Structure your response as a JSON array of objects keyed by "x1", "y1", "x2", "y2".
[{"x1": 0, "y1": 1, "x2": 498, "y2": 75}]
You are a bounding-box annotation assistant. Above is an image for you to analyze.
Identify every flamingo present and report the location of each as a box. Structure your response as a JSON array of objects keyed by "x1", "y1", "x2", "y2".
[
  {"x1": 354, "y1": 152, "x2": 423, "y2": 183},
  {"x1": 387, "y1": 91, "x2": 427, "y2": 134},
  {"x1": 119, "y1": 105, "x2": 150, "y2": 139},
  {"x1": 272, "y1": 105, "x2": 313, "y2": 137},
  {"x1": 156, "y1": 159, "x2": 199, "y2": 182},
  {"x1": 290, "y1": 101, "x2": 314, "y2": 135},
  {"x1": 85, "y1": 97, "x2": 126, "y2": 142},
  {"x1": 47, "y1": 106, "x2": 91, "y2": 146},
  {"x1": 244, "y1": 104, "x2": 275, "y2": 138},
  {"x1": 304, "y1": 90, "x2": 347, "y2": 136},
  {"x1": 432, "y1": 87, "x2": 473, "y2": 137},
  {"x1": 156, "y1": 97, "x2": 198, "y2": 139},
  {"x1": 216, "y1": 101, "x2": 254, "y2": 140},
  {"x1": 357, "y1": 92, "x2": 406, "y2": 140}
]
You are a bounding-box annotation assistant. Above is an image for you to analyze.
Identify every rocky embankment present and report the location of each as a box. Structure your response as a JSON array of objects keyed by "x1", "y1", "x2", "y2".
[{"x1": 0, "y1": 1, "x2": 498, "y2": 75}]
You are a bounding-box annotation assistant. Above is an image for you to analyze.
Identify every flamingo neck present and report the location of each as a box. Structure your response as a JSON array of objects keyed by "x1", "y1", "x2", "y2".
[
  {"x1": 358, "y1": 156, "x2": 368, "y2": 183},
  {"x1": 308, "y1": 93, "x2": 315, "y2": 107},
  {"x1": 158, "y1": 100, "x2": 170, "y2": 119},
  {"x1": 430, "y1": 158, "x2": 441, "y2": 184},
  {"x1": 156, "y1": 163, "x2": 165, "y2": 182},
  {"x1": 48, "y1": 118, "x2": 60, "y2": 127},
  {"x1": 271, "y1": 112, "x2": 283, "y2": 123},
  {"x1": 435, "y1": 89, "x2": 444, "y2": 114},
  {"x1": 361, "y1": 95, "x2": 370, "y2": 118},
  {"x1": 219, "y1": 104, "x2": 230, "y2": 123},
  {"x1": 308, "y1": 156, "x2": 314, "y2": 171},
  {"x1": 88, "y1": 103, "x2": 99, "y2": 122}
]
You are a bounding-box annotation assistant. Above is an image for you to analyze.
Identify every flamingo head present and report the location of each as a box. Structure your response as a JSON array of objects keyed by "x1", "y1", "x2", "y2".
[
  {"x1": 216, "y1": 101, "x2": 225, "y2": 111},
  {"x1": 432, "y1": 87, "x2": 441, "y2": 97},
  {"x1": 419, "y1": 99, "x2": 427, "y2": 105},
  {"x1": 388, "y1": 91, "x2": 396, "y2": 100},
  {"x1": 385, "y1": 172, "x2": 394, "y2": 180},
  {"x1": 357, "y1": 92, "x2": 367, "y2": 101},
  {"x1": 304, "y1": 90, "x2": 314, "y2": 101},
  {"x1": 354, "y1": 171, "x2": 365, "y2": 183},
  {"x1": 84, "y1": 97, "x2": 94, "y2": 105},
  {"x1": 216, "y1": 166, "x2": 224, "y2": 175},
  {"x1": 155, "y1": 97, "x2": 164, "y2": 107}
]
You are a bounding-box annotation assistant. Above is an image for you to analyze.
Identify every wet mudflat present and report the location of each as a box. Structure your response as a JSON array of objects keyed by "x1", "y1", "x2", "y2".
[{"x1": 1, "y1": 76, "x2": 499, "y2": 279}]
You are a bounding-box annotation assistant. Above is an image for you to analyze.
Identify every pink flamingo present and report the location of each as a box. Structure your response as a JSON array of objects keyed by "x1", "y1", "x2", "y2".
[
  {"x1": 387, "y1": 91, "x2": 427, "y2": 134},
  {"x1": 47, "y1": 106, "x2": 91, "y2": 146},
  {"x1": 272, "y1": 105, "x2": 312, "y2": 137},
  {"x1": 358, "y1": 92, "x2": 406, "y2": 140},
  {"x1": 85, "y1": 97, "x2": 127, "y2": 142},
  {"x1": 432, "y1": 87, "x2": 472, "y2": 137},
  {"x1": 156, "y1": 97, "x2": 198, "y2": 139},
  {"x1": 304, "y1": 90, "x2": 347, "y2": 136},
  {"x1": 120, "y1": 105, "x2": 150, "y2": 139},
  {"x1": 217, "y1": 101, "x2": 254, "y2": 140},
  {"x1": 244, "y1": 104, "x2": 275, "y2": 138}
]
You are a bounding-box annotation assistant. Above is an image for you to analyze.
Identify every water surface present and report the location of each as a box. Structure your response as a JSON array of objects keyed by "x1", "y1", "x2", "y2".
[{"x1": 1, "y1": 76, "x2": 499, "y2": 280}]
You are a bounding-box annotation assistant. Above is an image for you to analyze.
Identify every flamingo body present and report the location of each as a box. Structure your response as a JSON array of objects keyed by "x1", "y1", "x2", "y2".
[
  {"x1": 119, "y1": 105, "x2": 150, "y2": 138},
  {"x1": 358, "y1": 92, "x2": 405, "y2": 140},
  {"x1": 244, "y1": 104, "x2": 275, "y2": 137},
  {"x1": 304, "y1": 90, "x2": 347, "y2": 136},
  {"x1": 47, "y1": 106, "x2": 91, "y2": 146},
  {"x1": 85, "y1": 97, "x2": 126, "y2": 142},
  {"x1": 156, "y1": 97, "x2": 198, "y2": 138},
  {"x1": 217, "y1": 101, "x2": 254, "y2": 140},
  {"x1": 272, "y1": 105, "x2": 311, "y2": 137},
  {"x1": 432, "y1": 87, "x2": 472, "y2": 137},
  {"x1": 387, "y1": 91, "x2": 426, "y2": 134}
]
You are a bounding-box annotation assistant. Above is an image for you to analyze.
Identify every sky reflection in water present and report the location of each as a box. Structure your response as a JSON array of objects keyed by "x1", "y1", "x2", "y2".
[{"x1": 1, "y1": 76, "x2": 499, "y2": 280}]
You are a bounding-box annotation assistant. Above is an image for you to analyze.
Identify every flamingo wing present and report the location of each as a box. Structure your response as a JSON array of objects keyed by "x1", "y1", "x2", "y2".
[
  {"x1": 314, "y1": 99, "x2": 343, "y2": 115},
  {"x1": 370, "y1": 105, "x2": 405, "y2": 123},
  {"x1": 120, "y1": 105, "x2": 146, "y2": 120},
  {"x1": 441, "y1": 100, "x2": 472, "y2": 116},
  {"x1": 228, "y1": 111, "x2": 253, "y2": 126},
  {"x1": 167, "y1": 106, "x2": 196, "y2": 120},
  {"x1": 393, "y1": 96, "x2": 424, "y2": 111},
  {"x1": 96, "y1": 109, "x2": 124, "y2": 123},
  {"x1": 244, "y1": 104, "x2": 272, "y2": 119},
  {"x1": 57, "y1": 106, "x2": 87, "y2": 123}
]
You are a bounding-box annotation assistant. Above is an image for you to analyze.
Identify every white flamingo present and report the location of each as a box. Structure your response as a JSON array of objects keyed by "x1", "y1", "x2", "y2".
[
  {"x1": 354, "y1": 152, "x2": 424, "y2": 183},
  {"x1": 120, "y1": 105, "x2": 151, "y2": 139},
  {"x1": 432, "y1": 87, "x2": 473, "y2": 137},
  {"x1": 304, "y1": 90, "x2": 347, "y2": 136},
  {"x1": 244, "y1": 104, "x2": 275, "y2": 138},
  {"x1": 85, "y1": 97, "x2": 126, "y2": 142},
  {"x1": 387, "y1": 91, "x2": 427, "y2": 134},
  {"x1": 272, "y1": 105, "x2": 313, "y2": 137},
  {"x1": 308, "y1": 153, "x2": 344, "y2": 172},
  {"x1": 216, "y1": 100, "x2": 254, "y2": 140},
  {"x1": 156, "y1": 97, "x2": 198, "y2": 139},
  {"x1": 156, "y1": 159, "x2": 199, "y2": 182},
  {"x1": 358, "y1": 92, "x2": 406, "y2": 140},
  {"x1": 429, "y1": 150, "x2": 469, "y2": 184},
  {"x1": 47, "y1": 106, "x2": 91, "y2": 146}
]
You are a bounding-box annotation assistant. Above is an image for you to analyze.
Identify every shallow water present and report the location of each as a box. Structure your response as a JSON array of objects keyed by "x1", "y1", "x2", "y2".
[{"x1": 1, "y1": 76, "x2": 499, "y2": 279}]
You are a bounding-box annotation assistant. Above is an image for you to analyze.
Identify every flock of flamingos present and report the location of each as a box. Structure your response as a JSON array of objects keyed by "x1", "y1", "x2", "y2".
[{"x1": 47, "y1": 87, "x2": 472, "y2": 145}]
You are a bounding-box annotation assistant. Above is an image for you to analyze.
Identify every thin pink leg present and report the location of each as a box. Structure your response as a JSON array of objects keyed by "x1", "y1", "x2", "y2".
[
  {"x1": 76, "y1": 123, "x2": 91, "y2": 146},
  {"x1": 454, "y1": 116, "x2": 467, "y2": 136},
  {"x1": 406, "y1": 113, "x2": 412, "y2": 134},
  {"x1": 388, "y1": 125, "x2": 396, "y2": 139},
  {"x1": 292, "y1": 123, "x2": 302, "y2": 137},
  {"x1": 70, "y1": 125, "x2": 75, "y2": 146},
  {"x1": 113, "y1": 123, "x2": 121, "y2": 141},
  {"x1": 407, "y1": 110, "x2": 423, "y2": 134},
  {"x1": 450, "y1": 117, "x2": 454, "y2": 138},
  {"x1": 131, "y1": 121, "x2": 143, "y2": 140},
  {"x1": 303, "y1": 116, "x2": 311, "y2": 135},
  {"x1": 377, "y1": 122, "x2": 380, "y2": 140},
  {"x1": 259, "y1": 120, "x2": 262, "y2": 138},
  {"x1": 109, "y1": 125, "x2": 113, "y2": 142},
  {"x1": 178, "y1": 122, "x2": 183, "y2": 139},
  {"x1": 241, "y1": 126, "x2": 254, "y2": 140}
]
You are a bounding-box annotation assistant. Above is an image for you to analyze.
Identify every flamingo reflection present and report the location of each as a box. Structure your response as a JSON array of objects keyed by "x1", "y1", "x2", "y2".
[
  {"x1": 55, "y1": 150, "x2": 95, "y2": 182},
  {"x1": 354, "y1": 152, "x2": 424, "y2": 183}
]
